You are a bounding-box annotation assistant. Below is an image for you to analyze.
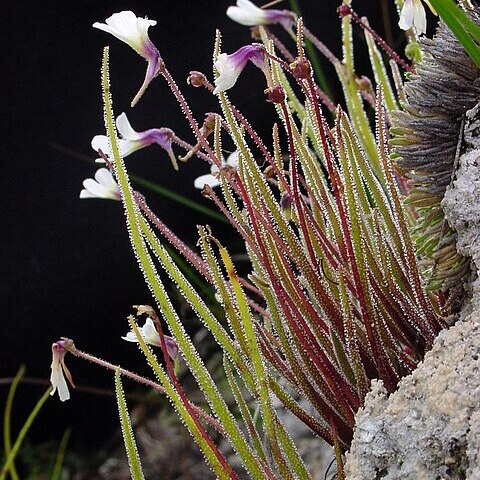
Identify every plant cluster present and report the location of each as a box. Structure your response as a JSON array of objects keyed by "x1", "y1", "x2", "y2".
[{"x1": 42, "y1": 1, "x2": 480, "y2": 478}]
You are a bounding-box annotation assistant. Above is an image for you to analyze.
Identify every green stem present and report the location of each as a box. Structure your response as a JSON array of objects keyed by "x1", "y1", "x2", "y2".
[
  {"x1": 0, "y1": 388, "x2": 52, "y2": 480},
  {"x1": 2, "y1": 366, "x2": 25, "y2": 480},
  {"x1": 115, "y1": 369, "x2": 145, "y2": 479},
  {"x1": 50, "y1": 429, "x2": 71, "y2": 480}
]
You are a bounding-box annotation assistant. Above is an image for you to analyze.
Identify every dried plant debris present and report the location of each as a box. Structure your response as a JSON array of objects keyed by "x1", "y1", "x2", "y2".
[{"x1": 391, "y1": 8, "x2": 480, "y2": 292}]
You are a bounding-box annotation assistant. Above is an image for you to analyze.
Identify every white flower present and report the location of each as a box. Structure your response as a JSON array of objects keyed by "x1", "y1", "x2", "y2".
[
  {"x1": 50, "y1": 339, "x2": 74, "y2": 402},
  {"x1": 93, "y1": 11, "x2": 163, "y2": 106},
  {"x1": 91, "y1": 113, "x2": 178, "y2": 170},
  {"x1": 194, "y1": 151, "x2": 239, "y2": 189},
  {"x1": 227, "y1": 0, "x2": 295, "y2": 28},
  {"x1": 213, "y1": 44, "x2": 266, "y2": 94},
  {"x1": 399, "y1": 0, "x2": 427, "y2": 35},
  {"x1": 122, "y1": 317, "x2": 178, "y2": 361},
  {"x1": 80, "y1": 168, "x2": 121, "y2": 201}
]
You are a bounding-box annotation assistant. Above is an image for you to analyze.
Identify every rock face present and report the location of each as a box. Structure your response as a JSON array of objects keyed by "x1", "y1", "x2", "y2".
[
  {"x1": 344, "y1": 319, "x2": 480, "y2": 480},
  {"x1": 344, "y1": 104, "x2": 480, "y2": 480}
]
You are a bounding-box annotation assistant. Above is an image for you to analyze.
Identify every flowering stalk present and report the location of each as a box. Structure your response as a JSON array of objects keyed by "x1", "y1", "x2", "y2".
[{"x1": 61, "y1": 337, "x2": 225, "y2": 434}]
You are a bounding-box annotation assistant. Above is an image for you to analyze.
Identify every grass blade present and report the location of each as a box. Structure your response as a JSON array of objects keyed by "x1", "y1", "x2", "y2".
[
  {"x1": 0, "y1": 388, "x2": 51, "y2": 480},
  {"x1": 2, "y1": 365, "x2": 25, "y2": 480},
  {"x1": 50, "y1": 429, "x2": 71, "y2": 480}
]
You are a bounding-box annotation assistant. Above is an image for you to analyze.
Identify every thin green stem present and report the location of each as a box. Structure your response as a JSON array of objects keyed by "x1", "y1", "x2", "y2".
[
  {"x1": 0, "y1": 388, "x2": 52, "y2": 480},
  {"x1": 2, "y1": 366, "x2": 25, "y2": 480},
  {"x1": 50, "y1": 429, "x2": 71, "y2": 480}
]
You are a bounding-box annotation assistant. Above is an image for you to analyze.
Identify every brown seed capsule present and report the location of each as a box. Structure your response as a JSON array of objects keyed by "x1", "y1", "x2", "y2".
[
  {"x1": 264, "y1": 165, "x2": 276, "y2": 179},
  {"x1": 202, "y1": 112, "x2": 216, "y2": 133},
  {"x1": 201, "y1": 184, "x2": 214, "y2": 198},
  {"x1": 179, "y1": 113, "x2": 217, "y2": 162},
  {"x1": 265, "y1": 85, "x2": 285, "y2": 104},
  {"x1": 187, "y1": 71, "x2": 207, "y2": 88},
  {"x1": 290, "y1": 57, "x2": 311, "y2": 80}
]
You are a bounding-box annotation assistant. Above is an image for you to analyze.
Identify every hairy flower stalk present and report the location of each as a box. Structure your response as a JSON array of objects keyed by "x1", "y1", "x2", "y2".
[{"x1": 53, "y1": 2, "x2": 477, "y2": 477}]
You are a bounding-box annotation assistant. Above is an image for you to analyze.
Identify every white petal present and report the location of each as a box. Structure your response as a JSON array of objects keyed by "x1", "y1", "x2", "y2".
[
  {"x1": 227, "y1": 7, "x2": 264, "y2": 26},
  {"x1": 95, "y1": 168, "x2": 118, "y2": 189},
  {"x1": 82, "y1": 178, "x2": 110, "y2": 198},
  {"x1": 116, "y1": 112, "x2": 141, "y2": 140},
  {"x1": 121, "y1": 331, "x2": 138, "y2": 343},
  {"x1": 93, "y1": 11, "x2": 157, "y2": 56},
  {"x1": 213, "y1": 55, "x2": 241, "y2": 94},
  {"x1": 141, "y1": 318, "x2": 161, "y2": 346},
  {"x1": 105, "y1": 11, "x2": 138, "y2": 35},
  {"x1": 194, "y1": 173, "x2": 221, "y2": 190},
  {"x1": 399, "y1": 0, "x2": 415, "y2": 31},
  {"x1": 226, "y1": 151, "x2": 239, "y2": 167},
  {"x1": 91, "y1": 135, "x2": 140, "y2": 160},
  {"x1": 91, "y1": 135, "x2": 110, "y2": 154},
  {"x1": 413, "y1": 0, "x2": 427, "y2": 34},
  {"x1": 135, "y1": 16, "x2": 157, "y2": 35},
  {"x1": 227, "y1": 0, "x2": 265, "y2": 26},
  {"x1": 237, "y1": 0, "x2": 261, "y2": 12},
  {"x1": 79, "y1": 189, "x2": 96, "y2": 199},
  {"x1": 50, "y1": 365, "x2": 70, "y2": 402},
  {"x1": 92, "y1": 22, "x2": 128, "y2": 43}
]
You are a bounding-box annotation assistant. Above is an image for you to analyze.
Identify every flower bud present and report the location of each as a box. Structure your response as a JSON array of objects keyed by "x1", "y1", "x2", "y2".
[
  {"x1": 355, "y1": 75, "x2": 373, "y2": 92},
  {"x1": 281, "y1": 192, "x2": 293, "y2": 220},
  {"x1": 264, "y1": 165, "x2": 275, "y2": 179},
  {"x1": 337, "y1": 4, "x2": 351, "y2": 18}
]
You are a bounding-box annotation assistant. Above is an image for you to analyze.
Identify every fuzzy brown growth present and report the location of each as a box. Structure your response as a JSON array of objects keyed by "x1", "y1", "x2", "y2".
[{"x1": 391, "y1": 11, "x2": 480, "y2": 291}]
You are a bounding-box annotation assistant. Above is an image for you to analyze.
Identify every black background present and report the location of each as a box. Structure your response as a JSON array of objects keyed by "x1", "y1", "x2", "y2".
[{"x1": 3, "y1": 0, "x2": 387, "y2": 465}]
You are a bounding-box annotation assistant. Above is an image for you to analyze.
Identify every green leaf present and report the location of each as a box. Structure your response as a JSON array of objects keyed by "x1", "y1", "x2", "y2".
[{"x1": 115, "y1": 369, "x2": 145, "y2": 480}]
